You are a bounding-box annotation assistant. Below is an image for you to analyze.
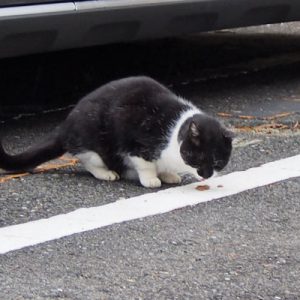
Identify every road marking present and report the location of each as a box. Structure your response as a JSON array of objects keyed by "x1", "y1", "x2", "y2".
[{"x1": 0, "y1": 154, "x2": 300, "y2": 254}]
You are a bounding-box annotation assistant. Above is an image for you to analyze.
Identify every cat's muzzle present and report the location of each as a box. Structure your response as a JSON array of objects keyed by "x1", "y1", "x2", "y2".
[{"x1": 197, "y1": 168, "x2": 214, "y2": 179}]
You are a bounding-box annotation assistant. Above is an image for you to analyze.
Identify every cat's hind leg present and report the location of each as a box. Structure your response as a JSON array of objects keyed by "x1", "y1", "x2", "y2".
[
  {"x1": 77, "y1": 151, "x2": 120, "y2": 181},
  {"x1": 159, "y1": 172, "x2": 181, "y2": 184},
  {"x1": 127, "y1": 156, "x2": 161, "y2": 188}
]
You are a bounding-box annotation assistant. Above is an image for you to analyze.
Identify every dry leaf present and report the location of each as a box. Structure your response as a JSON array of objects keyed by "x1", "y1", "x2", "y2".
[
  {"x1": 266, "y1": 112, "x2": 293, "y2": 120},
  {"x1": 238, "y1": 115, "x2": 256, "y2": 120},
  {"x1": 0, "y1": 156, "x2": 78, "y2": 184},
  {"x1": 217, "y1": 112, "x2": 232, "y2": 118}
]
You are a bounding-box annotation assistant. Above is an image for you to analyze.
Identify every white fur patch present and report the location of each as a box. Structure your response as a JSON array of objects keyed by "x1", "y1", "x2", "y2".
[
  {"x1": 156, "y1": 108, "x2": 201, "y2": 178},
  {"x1": 76, "y1": 151, "x2": 105, "y2": 168},
  {"x1": 127, "y1": 156, "x2": 161, "y2": 188},
  {"x1": 76, "y1": 151, "x2": 119, "y2": 181},
  {"x1": 159, "y1": 172, "x2": 182, "y2": 184},
  {"x1": 176, "y1": 97, "x2": 197, "y2": 109}
]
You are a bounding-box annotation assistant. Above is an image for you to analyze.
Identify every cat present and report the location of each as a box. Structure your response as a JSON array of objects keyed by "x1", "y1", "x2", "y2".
[{"x1": 0, "y1": 76, "x2": 233, "y2": 188}]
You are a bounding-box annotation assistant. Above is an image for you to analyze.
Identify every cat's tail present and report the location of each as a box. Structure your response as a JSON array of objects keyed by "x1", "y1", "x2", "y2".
[{"x1": 0, "y1": 133, "x2": 65, "y2": 172}]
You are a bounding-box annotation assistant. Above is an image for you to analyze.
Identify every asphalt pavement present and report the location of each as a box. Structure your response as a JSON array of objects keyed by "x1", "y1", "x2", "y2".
[{"x1": 0, "y1": 25, "x2": 300, "y2": 299}]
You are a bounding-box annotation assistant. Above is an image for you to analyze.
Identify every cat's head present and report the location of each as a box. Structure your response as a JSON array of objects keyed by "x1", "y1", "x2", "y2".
[{"x1": 179, "y1": 114, "x2": 233, "y2": 179}]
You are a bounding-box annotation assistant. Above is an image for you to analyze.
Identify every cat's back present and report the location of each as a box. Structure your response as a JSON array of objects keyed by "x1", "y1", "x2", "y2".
[
  {"x1": 68, "y1": 76, "x2": 189, "y2": 122},
  {"x1": 84, "y1": 76, "x2": 169, "y2": 101},
  {"x1": 66, "y1": 77, "x2": 168, "y2": 116},
  {"x1": 63, "y1": 76, "x2": 194, "y2": 139}
]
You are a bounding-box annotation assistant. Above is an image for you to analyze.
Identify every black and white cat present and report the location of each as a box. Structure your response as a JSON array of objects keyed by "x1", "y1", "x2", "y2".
[{"x1": 0, "y1": 76, "x2": 233, "y2": 188}]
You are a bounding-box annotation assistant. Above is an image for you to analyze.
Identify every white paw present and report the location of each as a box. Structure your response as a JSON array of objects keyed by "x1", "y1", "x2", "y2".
[
  {"x1": 92, "y1": 169, "x2": 120, "y2": 181},
  {"x1": 104, "y1": 170, "x2": 120, "y2": 181},
  {"x1": 140, "y1": 177, "x2": 161, "y2": 188},
  {"x1": 159, "y1": 172, "x2": 182, "y2": 184}
]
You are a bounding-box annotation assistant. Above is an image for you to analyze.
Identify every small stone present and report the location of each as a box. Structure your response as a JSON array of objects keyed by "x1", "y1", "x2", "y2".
[{"x1": 277, "y1": 258, "x2": 286, "y2": 264}]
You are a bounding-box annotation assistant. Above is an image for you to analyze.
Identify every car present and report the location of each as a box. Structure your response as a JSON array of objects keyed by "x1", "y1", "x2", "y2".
[{"x1": 1, "y1": 0, "x2": 300, "y2": 58}]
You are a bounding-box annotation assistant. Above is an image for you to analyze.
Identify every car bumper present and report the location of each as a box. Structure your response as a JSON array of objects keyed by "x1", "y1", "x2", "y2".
[{"x1": 1, "y1": 0, "x2": 300, "y2": 58}]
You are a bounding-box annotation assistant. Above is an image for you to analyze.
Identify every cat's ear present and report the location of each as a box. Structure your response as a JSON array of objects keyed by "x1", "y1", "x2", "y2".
[
  {"x1": 222, "y1": 128, "x2": 234, "y2": 141},
  {"x1": 189, "y1": 122, "x2": 200, "y2": 138}
]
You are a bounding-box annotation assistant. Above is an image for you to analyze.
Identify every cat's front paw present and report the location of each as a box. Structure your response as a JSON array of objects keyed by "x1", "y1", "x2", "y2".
[
  {"x1": 159, "y1": 172, "x2": 181, "y2": 184},
  {"x1": 96, "y1": 170, "x2": 120, "y2": 181},
  {"x1": 140, "y1": 177, "x2": 161, "y2": 188},
  {"x1": 105, "y1": 170, "x2": 120, "y2": 181}
]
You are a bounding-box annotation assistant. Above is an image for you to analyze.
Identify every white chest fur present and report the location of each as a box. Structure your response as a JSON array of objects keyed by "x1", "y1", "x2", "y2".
[{"x1": 156, "y1": 107, "x2": 201, "y2": 177}]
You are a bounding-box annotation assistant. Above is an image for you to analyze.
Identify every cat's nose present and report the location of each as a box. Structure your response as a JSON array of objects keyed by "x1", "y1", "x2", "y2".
[{"x1": 197, "y1": 168, "x2": 213, "y2": 179}]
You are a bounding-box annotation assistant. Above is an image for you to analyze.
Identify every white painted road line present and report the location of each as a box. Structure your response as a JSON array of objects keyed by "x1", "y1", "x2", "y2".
[{"x1": 1, "y1": 154, "x2": 300, "y2": 254}]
